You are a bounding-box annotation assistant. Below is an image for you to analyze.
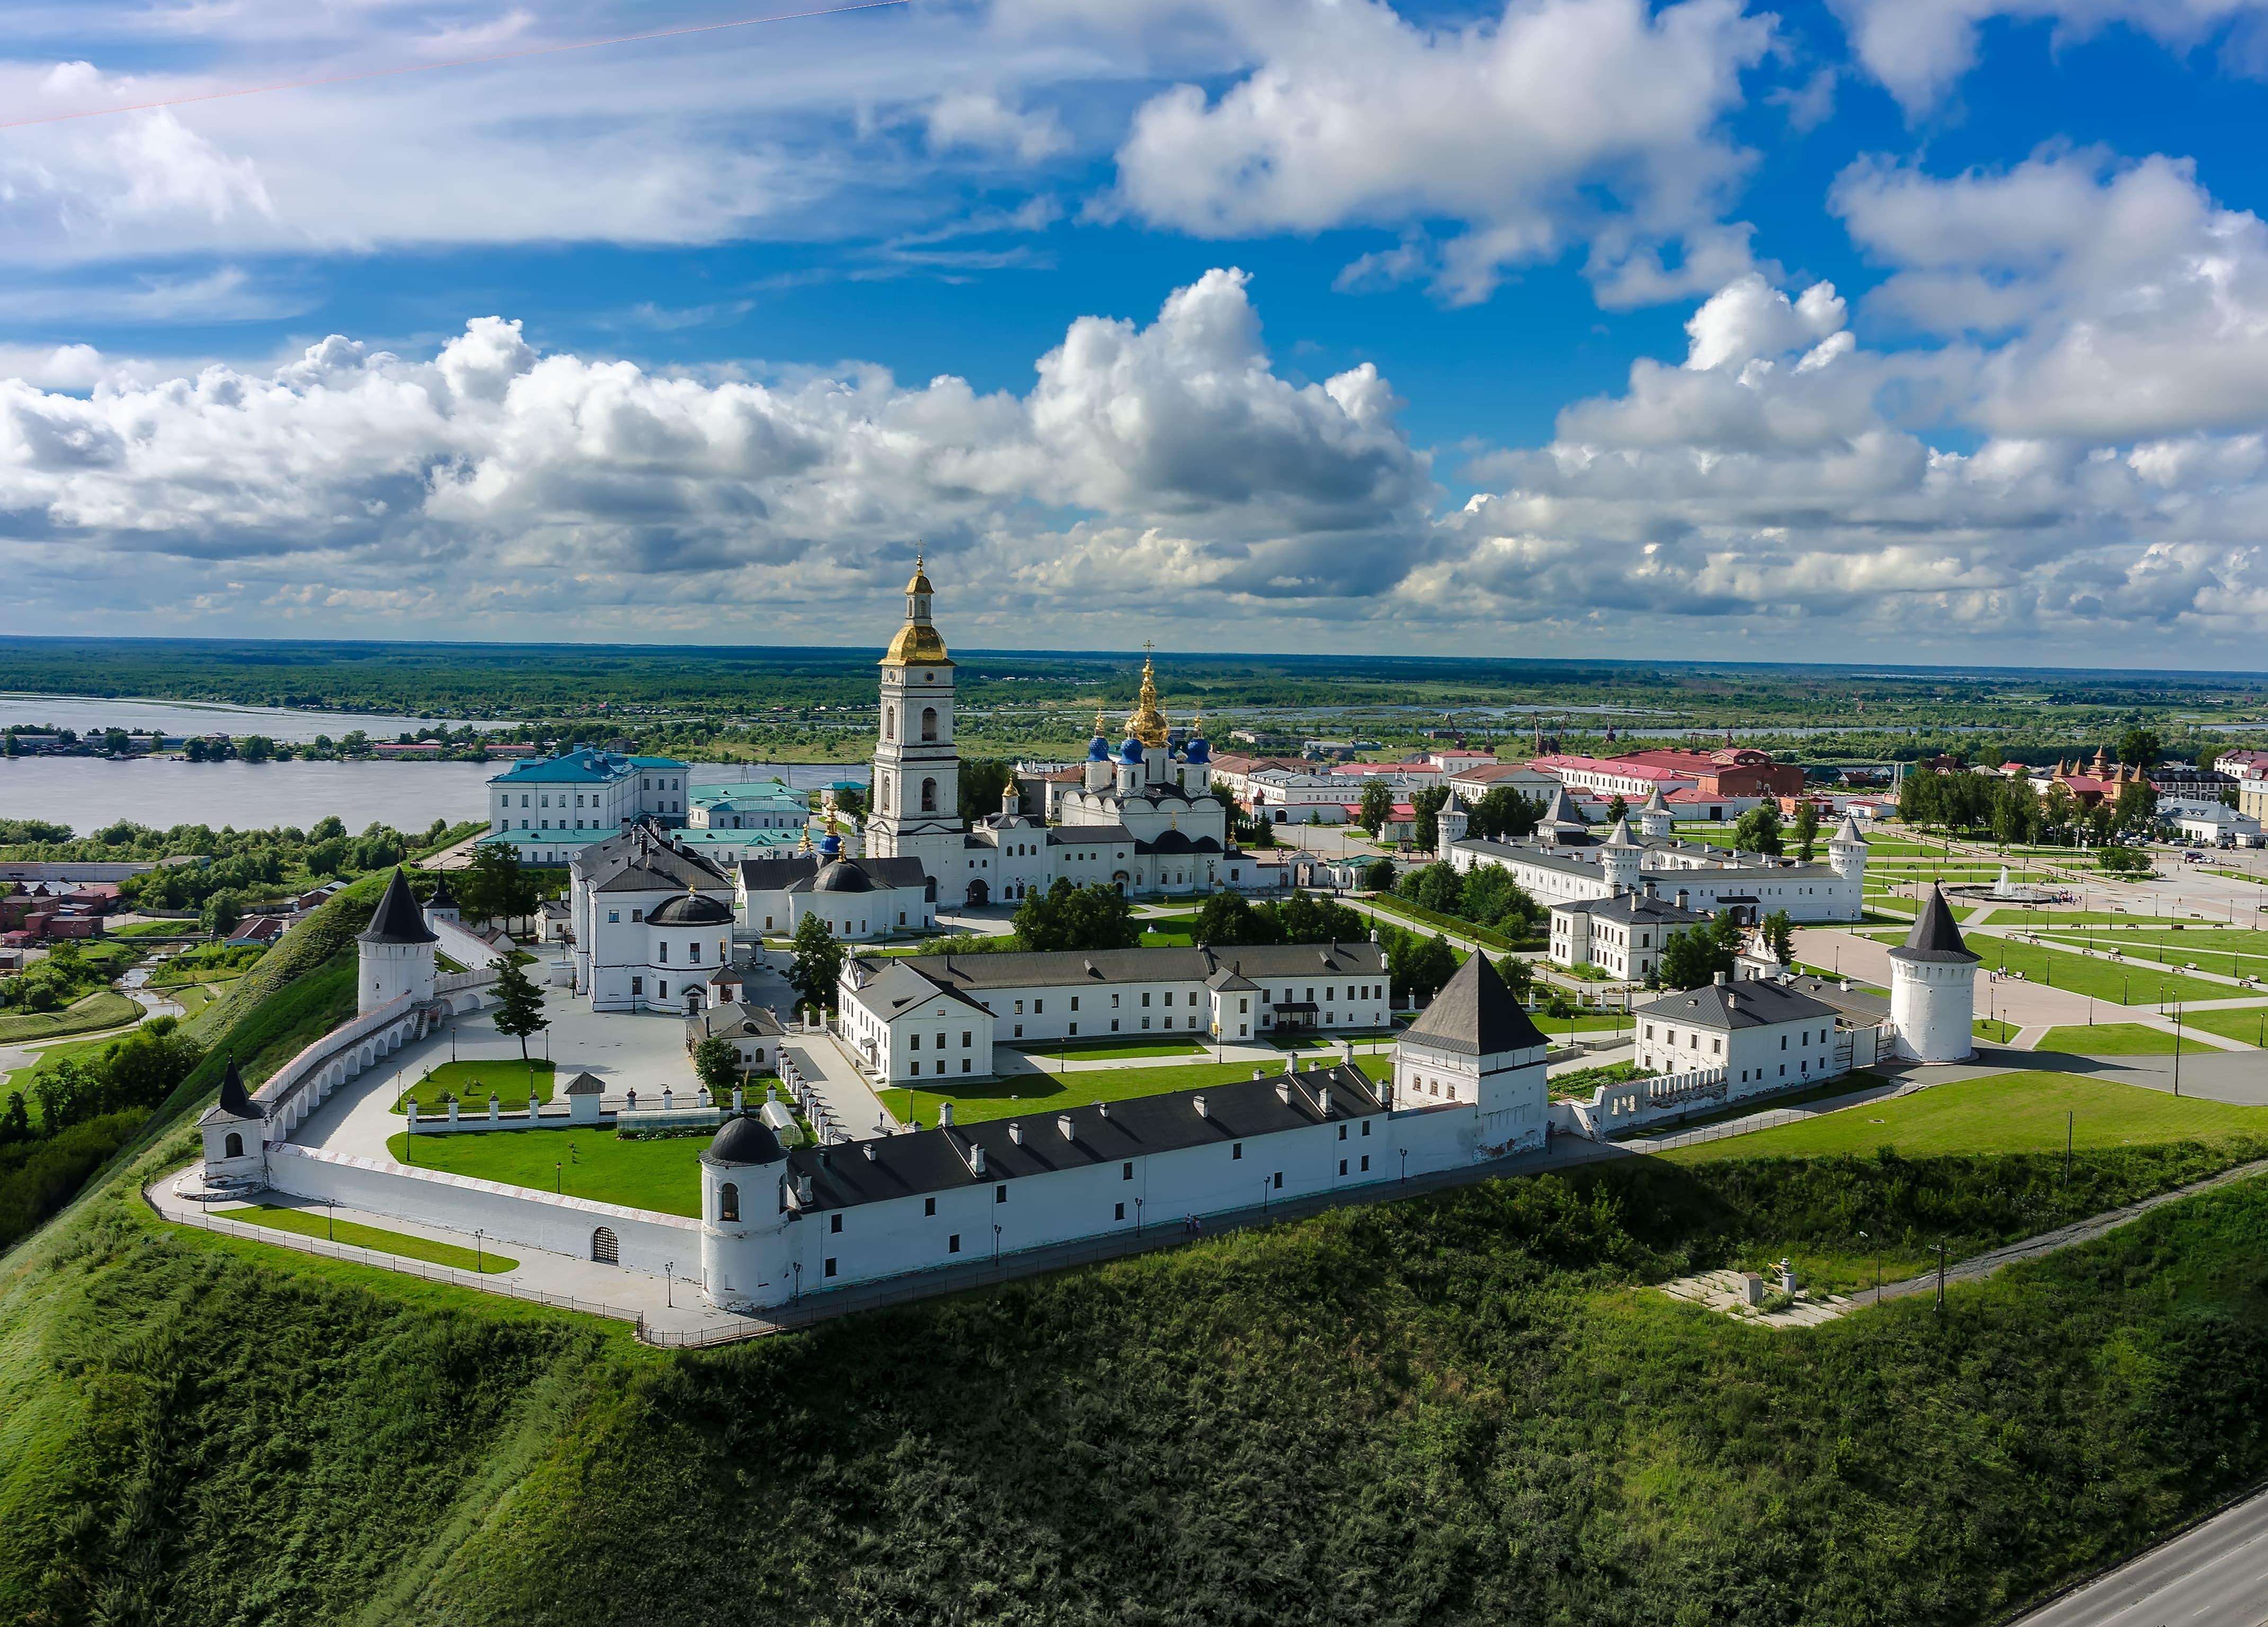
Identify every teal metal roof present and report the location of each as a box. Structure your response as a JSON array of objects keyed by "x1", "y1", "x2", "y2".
[{"x1": 487, "y1": 747, "x2": 689, "y2": 786}]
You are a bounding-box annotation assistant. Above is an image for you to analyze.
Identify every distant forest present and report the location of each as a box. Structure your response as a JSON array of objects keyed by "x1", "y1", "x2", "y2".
[{"x1": 4, "y1": 636, "x2": 2266, "y2": 768}]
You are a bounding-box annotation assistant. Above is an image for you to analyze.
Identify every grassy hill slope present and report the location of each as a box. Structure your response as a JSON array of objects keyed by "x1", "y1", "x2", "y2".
[{"x1": 3, "y1": 920, "x2": 2267, "y2": 1624}]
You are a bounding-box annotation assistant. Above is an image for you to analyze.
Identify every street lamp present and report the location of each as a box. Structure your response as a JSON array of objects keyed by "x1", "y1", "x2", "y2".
[
  {"x1": 992, "y1": 1223, "x2": 1002, "y2": 1264},
  {"x1": 665, "y1": 1261, "x2": 673, "y2": 1308},
  {"x1": 474, "y1": 1229, "x2": 484, "y2": 1273}
]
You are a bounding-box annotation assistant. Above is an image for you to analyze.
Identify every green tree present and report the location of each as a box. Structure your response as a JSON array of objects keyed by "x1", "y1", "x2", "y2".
[
  {"x1": 789, "y1": 912, "x2": 846, "y2": 1012},
  {"x1": 1732, "y1": 803, "x2": 1784, "y2": 856},
  {"x1": 240, "y1": 735, "x2": 274, "y2": 763},
  {"x1": 1411, "y1": 785, "x2": 1451, "y2": 852},
  {"x1": 1269, "y1": 893, "x2": 1366, "y2": 943},
  {"x1": 1360, "y1": 857, "x2": 1396, "y2": 891},
  {"x1": 1990, "y1": 779, "x2": 2039, "y2": 847},
  {"x1": 1791, "y1": 800, "x2": 1821, "y2": 862},
  {"x1": 1358, "y1": 777, "x2": 1394, "y2": 836},
  {"x1": 1491, "y1": 953, "x2": 1534, "y2": 1003},
  {"x1": 460, "y1": 842, "x2": 538, "y2": 928},
  {"x1": 1458, "y1": 865, "x2": 1538, "y2": 935},
  {"x1": 959, "y1": 758, "x2": 1019, "y2": 823},
  {"x1": 1471, "y1": 786, "x2": 1538, "y2": 843},
  {"x1": 200, "y1": 890, "x2": 242, "y2": 942},
  {"x1": 1658, "y1": 926, "x2": 1714, "y2": 990},
  {"x1": 692, "y1": 1035, "x2": 742, "y2": 1104},
  {"x1": 1193, "y1": 891, "x2": 1273, "y2": 947},
  {"x1": 490, "y1": 956, "x2": 550, "y2": 1068},
  {"x1": 1396, "y1": 861, "x2": 1463, "y2": 917},
  {"x1": 1605, "y1": 794, "x2": 1628, "y2": 826},
  {"x1": 2117, "y1": 728, "x2": 2163, "y2": 771},
  {"x1": 2111, "y1": 779, "x2": 2159, "y2": 836},
  {"x1": 1385, "y1": 928, "x2": 1458, "y2": 1003}
]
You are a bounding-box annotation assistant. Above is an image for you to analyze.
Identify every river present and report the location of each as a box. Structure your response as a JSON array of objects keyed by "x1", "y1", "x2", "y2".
[
  {"x1": 0, "y1": 691, "x2": 519, "y2": 744},
  {"x1": 0, "y1": 757, "x2": 868, "y2": 838}
]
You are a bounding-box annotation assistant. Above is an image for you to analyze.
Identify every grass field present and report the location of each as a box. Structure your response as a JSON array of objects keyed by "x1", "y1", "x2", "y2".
[
  {"x1": 0, "y1": 989, "x2": 140, "y2": 1043},
  {"x1": 883, "y1": 1053, "x2": 1395, "y2": 1128},
  {"x1": 1974, "y1": 1017, "x2": 2020, "y2": 1043},
  {"x1": 2171, "y1": 1005, "x2": 2268, "y2": 1046},
  {"x1": 1010, "y1": 1038, "x2": 1206, "y2": 1061},
  {"x1": 390, "y1": 1058, "x2": 557, "y2": 1115},
  {"x1": 1985, "y1": 910, "x2": 2181, "y2": 928},
  {"x1": 225, "y1": 1203, "x2": 519, "y2": 1272},
  {"x1": 1971, "y1": 937, "x2": 2231, "y2": 1004},
  {"x1": 2039, "y1": 936, "x2": 2268, "y2": 982},
  {"x1": 383, "y1": 1127, "x2": 702, "y2": 1217},
  {"x1": 2038, "y1": 1023, "x2": 2187, "y2": 1054},
  {"x1": 1531, "y1": 1012, "x2": 1632, "y2": 1038},
  {"x1": 1664, "y1": 1070, "x2": 2268, "y2": 1163}
]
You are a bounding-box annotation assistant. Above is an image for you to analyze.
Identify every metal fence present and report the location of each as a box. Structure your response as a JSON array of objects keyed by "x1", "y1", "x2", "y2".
[{"x1": 1627, "y1": 1108, "x2": 1818, "y2": 1152}]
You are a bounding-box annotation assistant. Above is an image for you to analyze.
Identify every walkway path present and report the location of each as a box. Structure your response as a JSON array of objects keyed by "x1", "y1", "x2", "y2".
[{"x1": 2008, "y1": 1481, "x2": 2268, "y2": 1626}]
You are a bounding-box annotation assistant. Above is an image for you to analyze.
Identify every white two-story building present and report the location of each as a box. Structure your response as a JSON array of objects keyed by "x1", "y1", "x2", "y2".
[{"x1": 483, "y1": 747, "x2": 695, "y2": 865}]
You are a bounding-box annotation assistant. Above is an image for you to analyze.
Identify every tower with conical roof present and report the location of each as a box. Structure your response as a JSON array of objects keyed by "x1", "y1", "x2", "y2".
[
  {"x1": 196, "y1": 1054, "x2": 269, "y2": 1181},
  {"x1": 1639, "y1": 784, "x2": 1675, "y2": 840},
  {"x1": 1600, "y1": 814, "x2": 1642, "y2": 891},
  {"x1": 1393, "y1": 953, "x2": 1551, "y2": 1152},
  {"x1": 1827, "y1": 812, "x2": 1869, "y2": 886},
  {"x1": 358, "y1": 866, "x2": 439, "y2": 1013},
  {"x1": 1888, "y1": 883, "x2": 1979, "y2": 1062},
  {"x1": 1435, "y1": 788, "x2": 1467, "y2": 858},
  {"x1": 867, "y1": 552, "x2": 964, "y2": 879}
]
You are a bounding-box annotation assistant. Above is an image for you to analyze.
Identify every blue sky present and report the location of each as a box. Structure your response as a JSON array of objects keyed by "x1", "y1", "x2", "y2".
[{"x1": 5, "y1": 0, "x2": 2268, "y2": 664}]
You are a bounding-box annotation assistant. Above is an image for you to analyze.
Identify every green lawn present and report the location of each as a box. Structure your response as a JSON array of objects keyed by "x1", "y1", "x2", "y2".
[
  {"x1": 2038, "y1": 1023, "x2": 2188, "y2": 1055},
  {"x1": 1970, "y1": 936, "x2": 2230, "y2": 1005},
  {"x1": 392, "y1": 1058, "x2": 557, "y2": 1115},
  {"x1": 0, "y1": 989, "x2": 141, "y2": 1043},
  {"x1": 1974, "y1": 1017, "x2": 2020, "y2": 1044},
  {"x1": 883, "y1": 1053, "x2": 1395, "y2": 1129},
  {"x1": 2038, "y1": 936, "x2": 2268, "y2": 982},
  {"x1": 1986, "y1": 910, "x2": 2183, "y2": 928},
  {"x1": 2171, "y1": 1005, "x2": 2268, "y2": 1047},
  {"x1": 108, "y1": 919, "x2": 199, "y2": 938},
  {"x1": 1137, "y1": 929, "x2": 1196, "y2": 947},
  {"x1": 225, "y1": 1203, "x2": 518, "y2": 1272},
  {"x1": 1011, "y1": 1038, "x2": 1206, "y2": 1061},
  {"x1": 1531, "y1": 1012, "x2": 1633, "y2": 1039},
  {"x1": 1664, "y1": 1070, "x2": 2268, "y2": 1164},
  {"x1": 383, "y1": 1127, "x2": 702, "y2": 1217}
]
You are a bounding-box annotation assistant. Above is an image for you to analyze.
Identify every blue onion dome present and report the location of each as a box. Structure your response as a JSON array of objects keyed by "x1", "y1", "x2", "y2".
[
  {"x1": 1185, "y1": 734, "x2": 1211, "y2": 765},
  {"x1": 818, "y1": 832, "x2": 843, "y2": 859},
  {"x1": 1088, "y1": 733, "x2": 1110, "y2": 762},
  {"x1": 1120, "y1": 736, "x2": 1146, "y2": 765}
]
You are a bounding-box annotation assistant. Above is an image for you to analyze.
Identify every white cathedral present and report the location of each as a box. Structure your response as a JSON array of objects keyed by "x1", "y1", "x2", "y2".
[{"x1": 864, "y1": 558, "x2": 1257, "y2": 906}]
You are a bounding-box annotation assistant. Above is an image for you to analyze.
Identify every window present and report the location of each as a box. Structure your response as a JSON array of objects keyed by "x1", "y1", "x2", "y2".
[
  {"x1": 1115, "y1": 1202, "x2": 1126, "y2": 1221},
  {"x1": 910, "y1": 1033, "x2": 920, "y2": 1051},
  {"x1": 591, "y1": 1228, "x2": 619, "y2": 1265},
  {"x1": 1360, "y1": 1155, "x2": 1369, "y2": 1172},
  {"x1": 962, "y1": 1031, "x2": 972, "y2": 1048},
  {"x1": 689, "y1": 941, "x2": 700, "y2": 963},
  {"x1": 223, "y1": 1132, "x2": 243, "y2": 1159},
  {"x1": 1362, "y1": 1121, "x2": 1371, "y2": 1137},
  {"x1": 1122, "y1": 1161, "x2": 1134, "y2": 1179},
  {"x1": 1272, "y1": 1172, "x2": 1283, "y2": 1189},
  {"x1": 1111, "y1": 1019, "x2": 1119, "y2": 1032},
  {"x1": 824, "y1": 1258, "x2": 838, "y2": 1277},
  {"x1": 885, "y1": 706, "x2": 895, "y2": 740},
  {"x1": 1162, "y1": 993, "x2": 1172, "y2": 1007},
  {"x1": 924, "y1": 1197, "x2": 936, "y2": 1216},
  {"x1": 1232, "y1": 1142, "x2": 1243, "y2": 1160},
  {"x1": 1034, "y1": 999, "x2": 1044, "y2": 1015},
  {"x1": 949, "y1": 1233, "x2": 961, "y2": 1253},
  {"x1": 1142, "y1": 993, "x2": 1152, "y2": 1007},
  {"x1": 935, "y1": 1032, "x2": 945, "y2": 1051},
  {"x1": 1781, "y1": 1035, "x2": 1788, "y2": 1049},
  {"x1": 921, "y1": 778, "x2": 938, "y2": 812},
  {"x1": 720, "y1": 1183, "x2": 739, "y2": 1221},
  {"x1": 1111, "y1": 994, "x2": 1120, "y2": 1008},
  {"x1": 1014, "y1": 1024, "x2": 1023, "y2": 1038},
  {"x1": 994, "y1": 1184, "x2": 1007, "y2": 1203},
  {"x1": 632, "y1": 977, "x2": 643, "y2": 996},
  {"x1": 1339, "y1": 1159, "x2": 1347, "y2": 1176},
  {"x1": 830, "y1": 1213, "x2": 842, "y2": 1233},
  {"x1": 1338, "y1": 1124, "x2": 1347, "y2": 1140},
  {"x1": 962, "y1": 1058, "x2": 972, "y2": 1072},
  {"x1": 1070, "y1": 996, "x2": 1080, "y2": 1012},
  {"x1": 921, "y1": 706, "x2": 938, "y2": 742},
  {"x1": 632, "y1": 908, "x2": 644, "y2": 923}
]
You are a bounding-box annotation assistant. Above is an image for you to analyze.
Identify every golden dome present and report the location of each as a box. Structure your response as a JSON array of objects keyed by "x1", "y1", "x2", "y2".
[
  {"x1": 1125, "y1": 653, "x2": 1169, "y2": 748},
  {"x1": 904, "y1": 549, "x2": 934, "y2": 597},
  {"x1": 880, "y1": 622, "x2": 954, "y2": 667}
]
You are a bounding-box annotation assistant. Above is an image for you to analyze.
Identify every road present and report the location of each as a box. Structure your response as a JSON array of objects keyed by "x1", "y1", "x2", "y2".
[{"x1": 2011, "y1": 1483, "x2": 2268, "y2": 1626}]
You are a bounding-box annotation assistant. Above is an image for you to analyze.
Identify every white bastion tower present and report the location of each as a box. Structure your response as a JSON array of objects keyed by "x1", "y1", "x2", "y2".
[
  {"x1": 1888, "y1": 883, "x2": 1979, "y2": 1062},
  {"x1": 358, "y1": 866, "x2": 439, "y2": 1013}
]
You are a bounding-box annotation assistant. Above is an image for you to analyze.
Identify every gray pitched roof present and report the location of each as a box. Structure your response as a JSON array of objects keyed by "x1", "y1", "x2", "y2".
[
  {"x1": 563, "y1": 1070, "x2": 605, "y2": 1095},
  {"x1": 1400, "y1": 953, "x2": 1547, "y2": 1057},
  {"x1": 197, "y1": 1056, "x2": 265, "y2": 1127},
  {"x1": 859, "y1": 940, "x2": 1386, "y2": 996},
  {"x1": 1551, "y1": 892, "x2": 1707, "y2": 927},
  {"x1": 1890, "y1": 884, "x2": 1978, "y2": 963},
  {"x1": 1633, "y1": 977, "x2": 1841, "y2": 1029},
  {"x1": 787, "y1": 1062, "x2": 1382, "y2": 1210},
  {"x1": 357, "y1": 868, "x2": 439, "y2": 945}
]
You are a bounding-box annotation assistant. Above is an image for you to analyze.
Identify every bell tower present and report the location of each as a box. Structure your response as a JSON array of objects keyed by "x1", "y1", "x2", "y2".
[{"x1": 867, "y1": 553, "x2": 963, "y2": 878}]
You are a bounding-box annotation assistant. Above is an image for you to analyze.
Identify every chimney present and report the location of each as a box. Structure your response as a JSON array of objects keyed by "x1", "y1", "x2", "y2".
[
  {"x1": 1713, "y1": 970, "x2": 1728, "y2": 986},
  {"x1": 968, "y1": 1141, "x2": 987, "y2": 1176},
  {"x1": 1276, "y1": 1079, "x2": 1291, "y2": 1103},
  {"x1": 862, "y1": 1142, "x2": 876, "y2": 1161},
  {"x1": 1058, "y1": 1114, "x2": 1074, "y2": 1141},
  {"x1": 1643, "y1": 878, "x2": 1657, "y2": 898},
  {"x1": 939, "y1": 1101, "x2": 955, "y2": 1128},
  {"x1": 1097, "y1": 1101, "x2": 1110, "y2": 1120},
  {"x1": 1318, "y1": 1085, "x2": 1333, "y2": 1116},
  {"x1": 1193, "y1": 1094, "x2": 1208, "y2": 1119},
  {"x1": 1253, "y1": 1067, "x2": 1267, "y2": 1080},
  {"x1": 1008, "y1": 1122, "x2": 1024, "y2": 1146},
  {"x1": 796, "y1": 1174, "x2": 814, "y2": 1204}
]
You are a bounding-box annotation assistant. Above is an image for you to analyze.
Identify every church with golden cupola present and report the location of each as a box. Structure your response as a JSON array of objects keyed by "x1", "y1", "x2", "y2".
[{"x1": 867, "y1": 559, "x2": 1251, "y2": 909}]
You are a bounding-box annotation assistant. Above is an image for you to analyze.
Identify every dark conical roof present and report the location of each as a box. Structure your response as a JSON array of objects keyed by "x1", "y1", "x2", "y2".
[
  {"x1": 1889, "y1": 884, "x2": 1978, "y2": 964},
  {"x1": 358, "y1": 867, "x2": 439, "y2": 945},
  {"x1": 216, "y1": 1056, "x2": 263, "y2": 1121},
  {"x1": 1402, "y1": 952, "x2": 1548, "y2": 1057},
  {"x1": 425, "y1": 874, "x2": 458, "y2": 911},
  {"x1": 702, "y1": 1114, "x2": 787, "y2": 1168}
]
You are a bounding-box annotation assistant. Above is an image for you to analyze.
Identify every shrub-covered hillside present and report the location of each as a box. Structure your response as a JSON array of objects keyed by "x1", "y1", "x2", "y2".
[{"x1": 2, "y1": 934, "x2": 2265, "y2": 1625}]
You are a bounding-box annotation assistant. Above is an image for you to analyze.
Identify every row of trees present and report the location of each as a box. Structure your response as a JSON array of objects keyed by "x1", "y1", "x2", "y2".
[
  {"x1": 0, "y1": 1017, "x2": 203, "y2": 1150},
  {"x1": 1389, "y1": 861, "x2": 1545, "y2": 941},
  {"x1": 1651, "y1": 909, "x2": 1795, "y2": 991},
  {"x1": 1898, "y1": 768, "x2": 2158, "y2": 846},
  {"x1": 1190, "y1": 891, "x2": 1369, "y2": 947}
]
